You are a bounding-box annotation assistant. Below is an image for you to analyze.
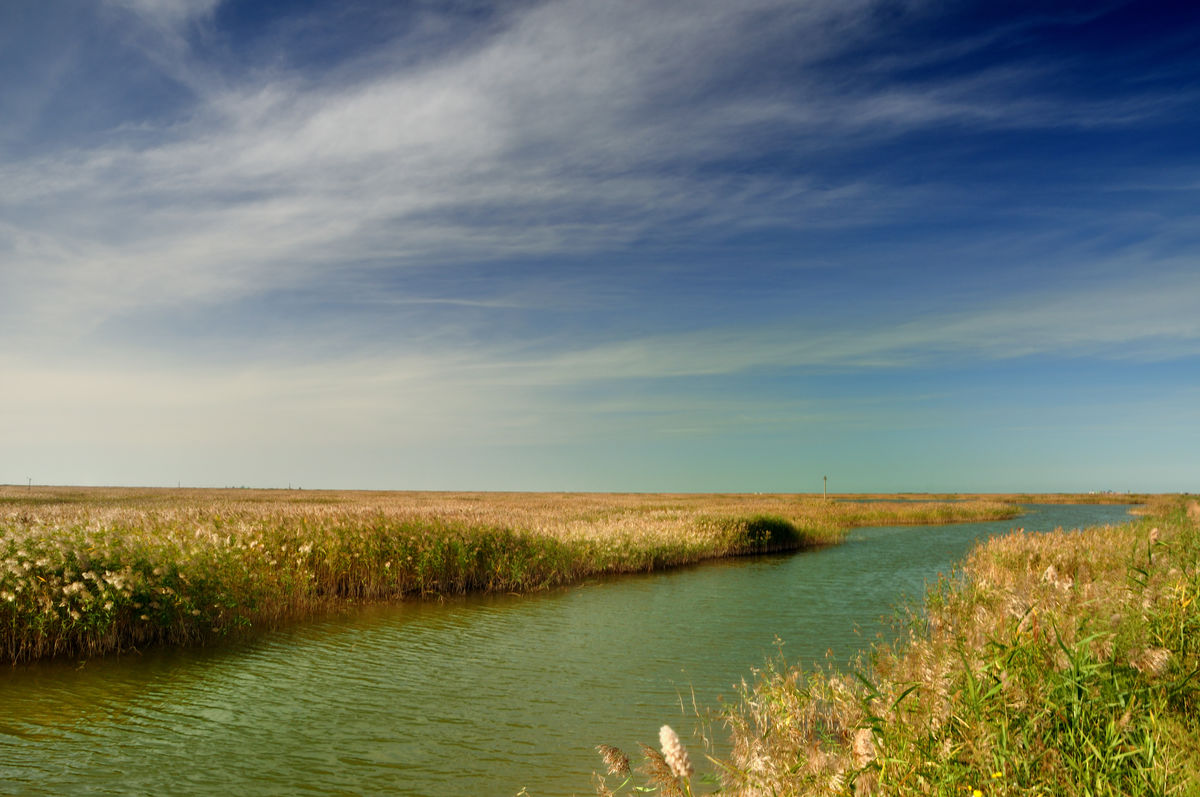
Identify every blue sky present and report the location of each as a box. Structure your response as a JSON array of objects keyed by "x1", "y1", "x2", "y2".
[{"x1": 2, "y1": 0, "x2": 1198, "y2": 492}]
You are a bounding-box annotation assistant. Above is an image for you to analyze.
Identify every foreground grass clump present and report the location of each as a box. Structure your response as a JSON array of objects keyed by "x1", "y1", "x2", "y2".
[
  {"x1": 0, "y1": 487, "x2": 1016, "y2": 663},
  {"x1": 721, "y1": 497, "x2": 1200, "y2": 796}
]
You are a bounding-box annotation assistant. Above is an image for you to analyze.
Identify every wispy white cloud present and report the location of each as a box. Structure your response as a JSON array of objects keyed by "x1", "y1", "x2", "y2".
[
  {"x1": 103, "y1": 0, "x2": 221, "y2": 28},
  {"x1": 5, "y1": 266, "x2": 1194, "y2": 445},
  {"x1": 3, "y1": 0, "x2": 1199, "y2": 488},
  {"x1": 531, "y1": 268, "x2": 1200, "y2": 380},
  {"x1": 3, "y1": 263, "x2": 1197, "y2": 489},
  {"x1": 7, "y1": 0, "x2": 1191, "y2": 352}
]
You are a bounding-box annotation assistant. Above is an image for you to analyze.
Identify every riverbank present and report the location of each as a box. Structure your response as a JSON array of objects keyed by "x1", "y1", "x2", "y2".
[
  {"x1": 713, "y1": 495, "x2": 1198, "y2": 795},
  {"x1": 1, "y1": 487, "x2": 1018, "y2": 663}
]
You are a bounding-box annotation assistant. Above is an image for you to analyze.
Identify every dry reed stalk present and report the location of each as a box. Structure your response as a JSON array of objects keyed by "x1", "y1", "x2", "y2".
[{"x1": 592, "y1": 771, "x2": 614, "y2": 797}]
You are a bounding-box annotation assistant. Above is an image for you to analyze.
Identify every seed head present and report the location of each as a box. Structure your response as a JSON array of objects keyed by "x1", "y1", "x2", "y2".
[
  {"x1": 595, "y1": 744, "x2": 631, "y2": 777},
  {"x1": 1131, "y1": 647, "x2": 1170, "y2": 676},
  {"x1": 659, "y1": 725, "x2": 693, "y2": 780},
  {"x1": 637, "y1": 744, "x2": 682, "y2": 797},
  {"x1": 852, "y1": 728, "x2": 875, "y2": 768}
]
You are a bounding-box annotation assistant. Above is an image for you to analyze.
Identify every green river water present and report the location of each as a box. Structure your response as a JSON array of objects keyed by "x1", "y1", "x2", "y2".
[{"x1": 0, "y1": 503, "x2": 1133, "y2": 795}]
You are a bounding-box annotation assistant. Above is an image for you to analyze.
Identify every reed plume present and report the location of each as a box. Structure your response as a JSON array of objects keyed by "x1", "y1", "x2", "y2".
[
  {"x1": 851, "y1": 728, "x2": 875, "y2": 768},
  {"x1": 659, "y1": 724, "x2": 694, "y2": 780},
  {"x1": 596, "y1": 744, "x2": 631, "y2": 777},
  {"x1": 1130, "y1": 647, "x2": 1170, "y2": 676},
  {"x1": 638, "y1": 742, "x2": 683, "y2": 797}
]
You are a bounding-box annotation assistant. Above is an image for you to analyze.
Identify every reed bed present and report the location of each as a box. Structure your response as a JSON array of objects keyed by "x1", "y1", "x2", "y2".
[
  {"x1": 0, "y1": 487, "x2": 1015, "y2": 663},
  {"x1": 719, "y1": 496, "x2": 1200, "y2": 796}
]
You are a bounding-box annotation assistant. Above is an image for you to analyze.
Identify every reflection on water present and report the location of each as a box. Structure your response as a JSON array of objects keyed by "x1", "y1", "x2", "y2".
[{"x1": 0, "y1": 504, "x2": 1133, "y2": 795}]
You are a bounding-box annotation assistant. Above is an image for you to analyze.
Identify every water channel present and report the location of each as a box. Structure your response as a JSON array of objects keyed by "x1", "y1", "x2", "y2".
[{"x1": 0, "y1": 504, "x2": 1133, "y2": 795}]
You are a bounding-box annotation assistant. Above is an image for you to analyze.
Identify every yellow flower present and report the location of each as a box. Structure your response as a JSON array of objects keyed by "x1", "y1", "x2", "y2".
[{"x1": 973, "y1": 791, "x2": 983, "y2": 797}]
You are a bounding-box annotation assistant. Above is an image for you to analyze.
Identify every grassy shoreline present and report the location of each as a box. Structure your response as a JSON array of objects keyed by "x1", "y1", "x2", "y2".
[
  {"x1": 2, "y1": 487, "x2": 1018, "y2": 664},
  {"x1": 709, "y1": 495, "x2": 1199, "y2": 796}
]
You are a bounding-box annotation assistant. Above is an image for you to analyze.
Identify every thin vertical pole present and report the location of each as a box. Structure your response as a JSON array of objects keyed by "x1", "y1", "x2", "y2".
[{"x1": 823, "y1": 475, "x2": 827, "y2": 500}]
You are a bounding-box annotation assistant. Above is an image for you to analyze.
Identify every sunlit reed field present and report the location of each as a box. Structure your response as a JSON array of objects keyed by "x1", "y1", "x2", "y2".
[
  {"x1": 701, "y1": 495, "x2": 1200, "y2": 796},
  {"x1": 0, "y1": 486, "x2": 1017, "y2": 663}
]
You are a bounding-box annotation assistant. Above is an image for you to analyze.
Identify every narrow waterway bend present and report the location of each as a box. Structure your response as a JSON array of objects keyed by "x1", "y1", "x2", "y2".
[{"x1": 0, "y1": 504, "x2": 1132, "y2": 795}]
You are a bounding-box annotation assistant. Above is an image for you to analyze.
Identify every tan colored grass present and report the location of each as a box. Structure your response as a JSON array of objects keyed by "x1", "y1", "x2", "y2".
[
  {"x1": 0, "y1": 485, "x2": 1017, "y2": 663},
  {"x1": 722, "y1": 496, "x2": 1199, "y2": 796},
  {"x1": 1, "y1": 485, "x2": 1013, "y2": 541}
]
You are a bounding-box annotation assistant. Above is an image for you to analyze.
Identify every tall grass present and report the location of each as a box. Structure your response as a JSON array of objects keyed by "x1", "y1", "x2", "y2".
[
  {"x1": 0, "y1": 486, "x2": 1017, "y2": 663},
  {"x1": 719, "y1": 496, "x2": 1200, "y2": 795}
]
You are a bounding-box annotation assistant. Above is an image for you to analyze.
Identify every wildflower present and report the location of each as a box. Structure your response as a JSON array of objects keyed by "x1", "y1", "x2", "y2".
[{"x1": 659, "y1": 725, "x2": 693, "y2": 779}]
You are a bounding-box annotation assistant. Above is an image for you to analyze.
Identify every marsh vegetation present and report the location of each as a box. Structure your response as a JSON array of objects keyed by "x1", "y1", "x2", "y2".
[
  {"x1": 0, "y1": 494, "x2": 1150, "y2": 794},
  {"x1": 703, "y1": 495, "x2": 1200, "y2": 795},
  {"x1": 0, "y1": 486, "x2": 1016, "y2": 663}
]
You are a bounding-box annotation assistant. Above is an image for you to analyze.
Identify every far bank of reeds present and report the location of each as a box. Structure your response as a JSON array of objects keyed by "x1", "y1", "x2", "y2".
[
  {"x1": 717, "y1": 495, "x2": 1199, "y2": 796},
  {"x1": 1, "y1": 487, "x2": 1017, "y2": 663}
]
